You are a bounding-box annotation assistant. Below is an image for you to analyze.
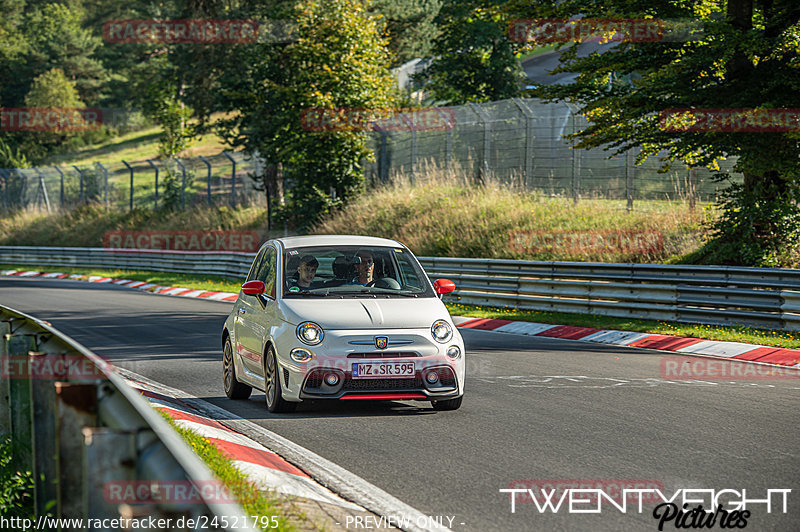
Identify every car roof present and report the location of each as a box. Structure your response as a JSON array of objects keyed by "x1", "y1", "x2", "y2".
[{"x1": 276, "y1": 235, "x2": 406, "y2": 249}]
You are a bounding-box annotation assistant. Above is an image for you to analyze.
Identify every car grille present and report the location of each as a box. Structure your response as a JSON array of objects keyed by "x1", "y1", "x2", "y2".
[
  {"x1": 347, "y1": 352, "x2": 418, "y2": 358},
  {"x1": 343, "y1": 376, "x2": 423, "y2": 391}
]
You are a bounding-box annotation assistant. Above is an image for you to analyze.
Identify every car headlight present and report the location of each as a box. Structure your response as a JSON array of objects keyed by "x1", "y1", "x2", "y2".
[
  {"x1": 431, "y1": 320, "x2": 453, "y2": 343},
  {"x1": 297, "y1": 322, "x2": 324, "y2": 345}
]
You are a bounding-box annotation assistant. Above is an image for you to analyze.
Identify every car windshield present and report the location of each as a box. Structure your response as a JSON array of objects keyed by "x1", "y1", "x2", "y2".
[{"x1": 282, "y1": 245, "x2": 434, "y2": 298}]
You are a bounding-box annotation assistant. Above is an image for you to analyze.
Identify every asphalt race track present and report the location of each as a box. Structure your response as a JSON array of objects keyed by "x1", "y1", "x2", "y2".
[{"x1": 2, "y1": 276, "x2": 798, "y2": 531}]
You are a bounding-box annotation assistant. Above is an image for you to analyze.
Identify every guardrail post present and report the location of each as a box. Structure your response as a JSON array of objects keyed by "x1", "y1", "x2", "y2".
[
  {"x1": 30, "y1": 352, "x2": 59, "y2": 516},
  {"x1": 147, "y1": 160, "x2": 159, "y2": 211},
  {"x1": 199, "y1": 155, "x2": 212, "y2": 206},
  {"x1": 83, "y1": 427, "x2": 137, "y2": 519},
  {"x1": 122, "y1": 160, "x2": 134, "y2": 212},
  {"x1": 688, "y1": 167, "x2": 697, "y2": 210},
  {"x1": 223, "y1": 151, "x2": 237, "y2": 208},
  {"x1": 55, "y1": 382, "x2": 98, "y2": 520},
  {"x1": 5, "y1": 333, "x2": 37, "y2": 470}
]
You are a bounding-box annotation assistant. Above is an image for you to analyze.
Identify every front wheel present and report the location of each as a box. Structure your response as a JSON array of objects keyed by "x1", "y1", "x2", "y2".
[
  {"x1": 265, "y1": 346, "x2": 296, "y2": 413},
  {"x1": 223, "y1": 338, "x2": 252, "y2": 400},
  {"x1": 431, "y1": 396, "x2": 462, "y2": 411}
]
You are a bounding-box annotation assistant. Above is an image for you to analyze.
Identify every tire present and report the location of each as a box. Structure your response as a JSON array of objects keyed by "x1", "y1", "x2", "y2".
[
  {"x1": 265, "y1": 345, "x2": 297, "y2": 413},
  {"x1": 431, "y1": 396, "x2": 462, "y2": 411},
  {"x1": 223, "y1": 338, "x2": 252, "y2": 400}
]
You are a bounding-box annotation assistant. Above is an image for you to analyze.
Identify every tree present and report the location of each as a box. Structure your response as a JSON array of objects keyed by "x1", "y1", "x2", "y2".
[
  {"x1": 422, "y1": 0, "x2": 527, "y2": 104},
  {"x1": 524, "y1": 0, "x2": 800, "y2": 266},
  {"x1": 216, "y1": 0, "x2": 397, "y2": 229},
  {"x1": 369, "y1": 0, "x2": 442, "y2": 66},
  {"x1": 24, "y1": 68, "x2": 84, "y2": 109}
]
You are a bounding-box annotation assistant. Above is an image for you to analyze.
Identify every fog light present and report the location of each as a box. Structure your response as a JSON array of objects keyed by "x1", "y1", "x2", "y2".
[
  {"x1": 324, "y1": 373, "x2": 340, "y2": 386},
  {"x1": 446, "y1": 346, "x2": 461, "y2": 359},
  {"x1": 290, "y1": 348, "x2": 313, "y2": 363},
  {"x1": 425, "y1": 371, "x2": 439, "y2": 384}
]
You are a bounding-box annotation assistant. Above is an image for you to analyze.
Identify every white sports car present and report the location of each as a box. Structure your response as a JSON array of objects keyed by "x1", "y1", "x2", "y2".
[{"x1": 222, "y1": 235, "x2": 465, "y2": 413}]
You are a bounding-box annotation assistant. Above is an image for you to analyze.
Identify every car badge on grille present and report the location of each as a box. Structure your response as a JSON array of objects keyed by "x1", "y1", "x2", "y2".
[{"x1": 375, "y1": 336, "x2": 388, "y2": 349}]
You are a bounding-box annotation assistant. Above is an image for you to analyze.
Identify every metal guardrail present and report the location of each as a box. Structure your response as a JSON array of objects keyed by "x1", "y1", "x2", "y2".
[
  {"x1": 1, "y1": 304, "x2": 256, "y2": 529},
  {"x1": 1, "y1": 246, "x2": 799, "y2": 331},
  {"x1": 418, "y1": 257, "x2": 800, "y2": 331}
]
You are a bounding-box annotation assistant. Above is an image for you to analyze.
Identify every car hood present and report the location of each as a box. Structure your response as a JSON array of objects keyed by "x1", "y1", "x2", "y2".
[{"x1": 280, "y1": 298, "x2": 449, "y2": 329}]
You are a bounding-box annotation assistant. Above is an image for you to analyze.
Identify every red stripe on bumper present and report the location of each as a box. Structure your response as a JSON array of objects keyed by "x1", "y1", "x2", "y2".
[{"x1": 340, "y1": 393, "x2": 427, "y2": 401}]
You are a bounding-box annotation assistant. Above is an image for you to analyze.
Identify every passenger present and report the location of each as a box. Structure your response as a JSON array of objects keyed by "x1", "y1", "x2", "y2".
[{"x1": 290, "y1": 255, "x2": 319, "y2": 290}]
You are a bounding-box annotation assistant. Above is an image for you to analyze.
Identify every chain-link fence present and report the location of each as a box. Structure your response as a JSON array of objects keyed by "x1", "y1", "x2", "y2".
[
  {"x1": 2, "y1": 98, "x2": 745, "y2": 214},
  {"x1": 0, "y1": 151, "x2": 265, "y2": 212},
  {"x1": 364, "y1": 97, "x2": 742, "y2": 207}
]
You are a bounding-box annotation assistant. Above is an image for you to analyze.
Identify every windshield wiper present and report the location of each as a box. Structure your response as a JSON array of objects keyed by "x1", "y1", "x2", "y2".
[{"x1": 287, "y1": 290, "x2": 329, "y2": 297}]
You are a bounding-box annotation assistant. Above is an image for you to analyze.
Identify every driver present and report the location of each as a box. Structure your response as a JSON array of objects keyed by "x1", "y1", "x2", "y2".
[{"x1": 353, "y1": 250, "x2": 374, "y2": 285}]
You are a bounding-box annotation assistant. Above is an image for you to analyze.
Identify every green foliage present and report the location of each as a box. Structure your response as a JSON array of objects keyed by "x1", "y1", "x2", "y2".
[
  {"x1": 522, "y1": 0, "x2": 800, "y2": 266},
  {"x1": 24, "y1": 68, "x2": 84, "y2": 108},
  {"x1": 217, "y1": 0, "x2": 397, "y2": 231},
  {"x1": 369, "y1": 0, "x2": 443, "y2": 66},
  {"x1": 0, "y1": 435, "x2": 35, "y2": 520},
  {"x1": 421, "y1": 0, "x2": 527, "y2": 104},
  {"x1": 141, "y1": 84, "x2": 196, "y2": 159},
  {"x1": 693, "y1": 180, "x2": 800, "y2": 267}
]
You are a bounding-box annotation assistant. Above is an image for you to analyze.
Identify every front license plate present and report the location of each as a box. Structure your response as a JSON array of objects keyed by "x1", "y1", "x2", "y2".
[{"x1": 352, "y1": 361, "x2": 415, "y2": 378}]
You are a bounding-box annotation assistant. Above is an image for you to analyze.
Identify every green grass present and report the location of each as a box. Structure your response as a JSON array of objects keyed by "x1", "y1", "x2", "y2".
[
  {"x1": 44, "y1": 117, "x2": 231, "y2": 168},
  {"x1": 0, "y1": 264, "x2": 242, "y2": 293},
  {"x1": 315, "y1": 166, "x2": 708, "y2": 263},
  {"x1": 158, "y1": 412, "x2": 300, "y2": 531},
  {"x1": 447, "y1": 302, "x2": 800, "y2": 349},
  {"x1": 0, "y1": 203, "x2": 271, "y2": 248},
  {"x1": 3, "y1": 263, "x2": 798, "y2": 349}
]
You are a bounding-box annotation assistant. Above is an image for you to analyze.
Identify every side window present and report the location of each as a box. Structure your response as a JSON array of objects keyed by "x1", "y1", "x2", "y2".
[
  {"x1": 246, "y1": 250, "x2": 266, "y2": 282},
  {"x1": 260, "y1": 247, "x2": 277, "y2": 298}
]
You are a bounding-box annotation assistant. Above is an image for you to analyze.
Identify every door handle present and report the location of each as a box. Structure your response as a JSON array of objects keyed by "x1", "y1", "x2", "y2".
[{"x1": 237, "y1": 308, "x2": 247, "y2": 314}]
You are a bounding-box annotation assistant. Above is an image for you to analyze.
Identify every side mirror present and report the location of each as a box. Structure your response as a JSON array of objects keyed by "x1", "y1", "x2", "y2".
[
  {"x1": 433, "y1": 278, "x2": 456, "y2": 295},
  {"x1": 241, "y1": 280, "x2": 266, "y2": 296}
]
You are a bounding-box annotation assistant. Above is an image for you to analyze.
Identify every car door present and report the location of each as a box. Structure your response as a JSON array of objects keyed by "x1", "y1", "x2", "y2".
[{"x1": 236, "y1": 245, "x2": 277, "y2": 376}]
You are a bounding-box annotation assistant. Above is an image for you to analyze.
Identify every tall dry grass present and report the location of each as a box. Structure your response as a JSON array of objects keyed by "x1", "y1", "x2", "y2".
[
  {"x1": 0, "y1": 204, "x2": 272, "y2": 247},
  {"x1": 313, "y1": 161, "x2": 710, "y2": 263}
]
